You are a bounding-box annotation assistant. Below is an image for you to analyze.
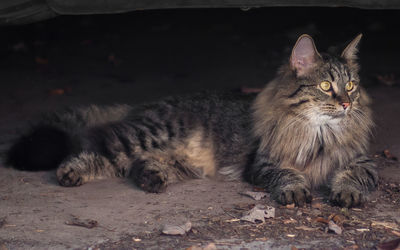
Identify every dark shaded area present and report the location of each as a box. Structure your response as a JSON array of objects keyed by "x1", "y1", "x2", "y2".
[
  {"x1": 0, "y1": 7, "x2": 399, "y2": 99},
  {"x1": 6, "y1": 126, "x2": 71, "y2": 171}
]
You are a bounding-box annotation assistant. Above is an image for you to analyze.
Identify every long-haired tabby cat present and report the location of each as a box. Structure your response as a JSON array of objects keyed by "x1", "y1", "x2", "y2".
[{"x1": 6, "y1": 34, "x2": 378, "y2": 208}]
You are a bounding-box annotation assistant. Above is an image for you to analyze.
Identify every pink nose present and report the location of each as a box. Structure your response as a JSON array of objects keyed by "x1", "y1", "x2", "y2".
[{"x1": 341, "y1": 102, "x2": 350, "y2": 110}]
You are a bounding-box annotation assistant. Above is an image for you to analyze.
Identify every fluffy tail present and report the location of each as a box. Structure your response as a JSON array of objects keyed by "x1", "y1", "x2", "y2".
[
  {"x1": 6, "y1": 104, "x2": 132, "y2": 171},
  {"x1": 6, "y1": 126, "x2": 72, "y2": 171}
]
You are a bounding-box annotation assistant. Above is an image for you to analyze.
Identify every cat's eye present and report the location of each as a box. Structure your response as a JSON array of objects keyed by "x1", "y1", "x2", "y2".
[
  {"x1": 346, "y1": 81, "x2": 354, "y2": 91},
  {"x1": 320, "y1": 81, "x2": 331, "y2": 91}
]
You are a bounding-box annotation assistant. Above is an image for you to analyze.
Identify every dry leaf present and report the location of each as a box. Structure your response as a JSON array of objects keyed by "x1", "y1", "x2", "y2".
[
  {"x1": 343, "y1": 245, "x2": 359, "y2": 250},
  {"x1": 295, "y1": 225, "x2": 318, "y2": 231},
  {"x1": 283, "y1": 219, "x2": 297, "y2": 224},
  {"x1": 240, "y1": 204, "x2": 275, "y2": 223},
  {"x1": 48, "y1": 89, "x2": 65, "y2": 96},
  {"x1": 252, "y1": 187, "x2": 266, "y2": 192},
  {"x1": 315, "y1": 217, "x2": 329, "y2": 224},
  {"x1": 383, "y1": 149, "x2": 398, "y2": 161},
  {"x1": 161, "y1": 221, "x2": 191, "y2": 235},
  {"x1": 65, "y1": 215, "x2": 98, "y2": 229},
  {"x1": 329, "y1": 213, "x2": 345, "y2": 226},
  {"x1": 186, "y1": 243, "x2": 216, "y2": 250},
  {"x1": 35, "y1": 57, "x2": 48, "y2": 65},
  {"x1": 202, "y1": 243, "x2": 217, "y2": 250},
  {"x1": 224, "y1": 218, "x2": 240, "y2": 223},
  {"x1": 286, "y1": 203, "x2": 295, "y2": 209},
  {"x1": 328, "y1": 220, "x2": 343, "y2": 235},
  {"x1": 255, "y1": 237, "x2": 268, "y2": 241},
  {"x1": 372, "y1": 221, "x2": 400, "y2": 231}
]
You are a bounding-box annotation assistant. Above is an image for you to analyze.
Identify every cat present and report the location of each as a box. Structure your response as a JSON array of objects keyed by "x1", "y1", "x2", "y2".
[{"x1": 6, "y1": 34, "x2": 378, "y2": 208}]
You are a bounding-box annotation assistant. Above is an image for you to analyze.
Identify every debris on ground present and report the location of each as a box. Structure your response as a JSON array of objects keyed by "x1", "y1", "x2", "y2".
[
  {"x1": 328, "y1": 220, "x2": 343, "y2": 235},
  {"x1": 161, "y1": 221, "x2": 192, "y2": 235},
  {"x1": 371, "y1": 221, "x2": 400, "y2": 231},
  {"x1": 383, "y1": 149, "x2": 398, "y2": 161},
  {"x1": 65, "y1": 215, "x2": 98, "y2": 229},
  {"x1": 376, "y1": 74, "x2": 399, "y2": 86},
  {"x1": 48, "y1": 87, "x2": 72, "y2": 96},
  {"x1": 35, "y1": 57, "x2": 48, "y2": 65},
  {"x1": 0, "y1": 243, "x2": 9, "y2": 250},
  {"x1": 186, "y1": 243, "x2": 217, "y2": 250},
  {"x1": 376, "y1": 238, "x2": 400, "y2": 250},
  {"x1": 240, "y1": 204, "x2": 275, "y2": 223},
  {"x1": 108, "y1": 53, "x2": 122, "y2": 66},
  {"x1": 285, "y1": 203, "x2": 295, "y2": 209},
  {"x1": 329, "y1": 213, "x2": 345, "y2": 226},
  {"x1": 239, "y1": 191, "x2": 268, "y2": 200},
  {"x1": 0, "y1": 217, "x2": 6, "y2": 229},
  {"x1": 12, "y1": 42, "x2": 27, "y2": 52}
]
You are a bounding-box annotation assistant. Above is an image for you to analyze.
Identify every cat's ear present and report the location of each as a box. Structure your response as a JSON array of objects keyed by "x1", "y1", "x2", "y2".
[
  {"x1": 290, "y1": 34, "x2": 321, "y2": 77},
  {"x1": 341, "y1": 34, "x2": 362, "y2": 61}
]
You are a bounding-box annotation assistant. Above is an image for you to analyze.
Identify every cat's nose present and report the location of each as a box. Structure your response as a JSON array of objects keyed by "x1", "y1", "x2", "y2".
[{"x1": 341, "y1": 102, "x2": 350, "y2": 110}]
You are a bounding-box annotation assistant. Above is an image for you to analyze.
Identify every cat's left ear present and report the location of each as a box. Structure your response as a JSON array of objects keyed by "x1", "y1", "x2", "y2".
[
  {"x1": 341, "y1": 34, "x2": 362, "y2": 61},
  {"x1": 290, "y1": 34, "x2": 321, "y2": 77}
]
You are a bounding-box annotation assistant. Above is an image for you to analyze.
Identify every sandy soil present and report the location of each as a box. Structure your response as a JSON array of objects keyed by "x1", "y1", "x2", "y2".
[{"x1": 0, "y1": 8, "x2": 399, "y2": 249}]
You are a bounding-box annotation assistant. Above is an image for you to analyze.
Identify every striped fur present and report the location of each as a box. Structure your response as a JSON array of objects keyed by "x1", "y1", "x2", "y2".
[{"x1": 7, "y1": 34, "x2": 377, "y2": 207}]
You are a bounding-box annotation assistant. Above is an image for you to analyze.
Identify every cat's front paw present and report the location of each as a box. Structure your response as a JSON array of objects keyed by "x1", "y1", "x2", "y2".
[
  {"x1": 136, "y1": 169, "x2": 168, "y2": 193},
  {"x1": 272, "y1": 182, "x2": 312, "y2": 206},
  {"x1": 330, "y1": 185, "x2": 366, "y2": 208},
  {"x1": 57, "y1": 164, "x2": 84, "y2": 187}
]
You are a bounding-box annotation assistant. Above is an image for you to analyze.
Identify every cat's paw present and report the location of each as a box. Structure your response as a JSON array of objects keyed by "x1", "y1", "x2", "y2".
[
  {"x1": 136, "y1": 169, "x2": 168, "y2": 193},
  {"x1": 330, "y1": 185, "x2": 366, "y2": 208},
  {"x1": 56, "y1": 165, "x2": 84, "y2": 187},
  {"x1": 272, "y1": 182, "x2": 312, "y2": 206}
]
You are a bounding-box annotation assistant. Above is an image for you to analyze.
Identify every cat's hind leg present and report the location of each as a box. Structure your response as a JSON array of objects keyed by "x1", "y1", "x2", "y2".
[{"x1": 129, "y1": 158, "x2": 170, "y2": 193}]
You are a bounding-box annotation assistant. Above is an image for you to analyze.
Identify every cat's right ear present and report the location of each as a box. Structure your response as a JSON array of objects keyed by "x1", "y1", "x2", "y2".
[
  {"x1": 341, "y1": 33, "x2": 362, "y2": 61},
  {"x1": 290, "y1": 34, "x2": 321, "y2": 77}
]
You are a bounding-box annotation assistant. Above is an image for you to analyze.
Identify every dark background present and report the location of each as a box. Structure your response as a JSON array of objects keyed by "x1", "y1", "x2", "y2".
[
  {"x1": 0, "y1": 8, "x2": 398, "y2": 104},
  {"x1": 0, "y1": 7, "x2": 399, "y2": 149}
]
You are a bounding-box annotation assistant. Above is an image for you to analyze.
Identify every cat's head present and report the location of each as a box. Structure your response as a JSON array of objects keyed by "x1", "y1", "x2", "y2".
[{"x1": 286, "y1": 34, "x2": 368, "y2": 125}]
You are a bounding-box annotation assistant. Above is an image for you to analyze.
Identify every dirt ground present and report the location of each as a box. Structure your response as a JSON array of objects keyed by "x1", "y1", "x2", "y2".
[{"x1": 0, "y1": 8, "x2": 399, "y2": 249}]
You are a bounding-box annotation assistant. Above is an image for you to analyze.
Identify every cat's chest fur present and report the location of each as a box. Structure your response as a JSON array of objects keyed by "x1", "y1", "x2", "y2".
[{"x1": 275, "y1": 118, "x2": 362, "y2": 187}]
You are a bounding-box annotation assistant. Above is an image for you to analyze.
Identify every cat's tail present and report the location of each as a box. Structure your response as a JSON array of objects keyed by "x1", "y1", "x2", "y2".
[
  {"x1": 6, "y1": 104, "x2": 132, "y2": 171},
  {"x1": 6, "y1": 125, "x2": 73, "y2": 171}
]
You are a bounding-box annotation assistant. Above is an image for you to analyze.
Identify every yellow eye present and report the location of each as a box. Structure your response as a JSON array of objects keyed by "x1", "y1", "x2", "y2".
[
  {"x1": 320, "y1": 81, "x2": 331, "y2": 91},
  {"x1": 346, "y1": 81, "x2": 354, "y2": 91}
]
